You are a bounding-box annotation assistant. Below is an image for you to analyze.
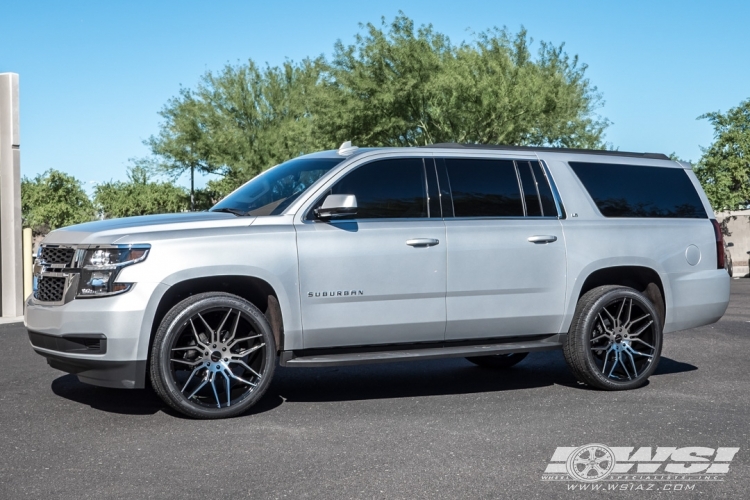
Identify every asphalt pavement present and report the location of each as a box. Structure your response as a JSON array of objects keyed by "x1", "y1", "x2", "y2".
[{"x1": 1, "y1": 280, "x2": 748, "y2": 499}]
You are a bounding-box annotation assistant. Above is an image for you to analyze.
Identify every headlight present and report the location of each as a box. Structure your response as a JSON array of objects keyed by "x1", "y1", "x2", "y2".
[{"x1": 77, "y1": 244, "x2": 150, "y2": 298}]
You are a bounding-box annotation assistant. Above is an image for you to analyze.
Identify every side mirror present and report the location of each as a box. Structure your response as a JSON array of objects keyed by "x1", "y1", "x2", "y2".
[
  {"x1": 314, "y1": 194, "x2": 357, "y2": 220},
  {"x1": 726, "y1": 242, "x2": 734, "y2": 247}
]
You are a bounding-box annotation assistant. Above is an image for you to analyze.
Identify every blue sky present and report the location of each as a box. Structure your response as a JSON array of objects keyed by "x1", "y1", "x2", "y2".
[{"x1": 2, "y1": 0, "x2": 748, "y2": 192}]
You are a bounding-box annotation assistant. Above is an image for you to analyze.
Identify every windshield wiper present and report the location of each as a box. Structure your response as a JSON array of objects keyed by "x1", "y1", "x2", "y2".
[{"x1": 210, "y1": 208, "x2": 248, "y2": 216}]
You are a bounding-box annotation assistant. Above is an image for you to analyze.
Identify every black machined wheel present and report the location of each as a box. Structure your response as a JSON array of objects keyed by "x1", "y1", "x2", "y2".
[
  {"x1": 466, "y1": 352, "x2": 528, "y2": 369},
  {"x1": 150, "y1": 292, "x2": 276, "y2": 419},
  {"x1": 563, "y1": 285, "x2": 662, "y2": 390}
]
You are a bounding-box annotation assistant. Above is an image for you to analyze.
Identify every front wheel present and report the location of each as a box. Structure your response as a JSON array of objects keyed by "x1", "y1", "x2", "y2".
[
  {"x1": 150, "y1": 292, "x2": 276, "y2": 419},
  {"x1": 563, "y1": 285, "x2": 662, "y2": 390}
]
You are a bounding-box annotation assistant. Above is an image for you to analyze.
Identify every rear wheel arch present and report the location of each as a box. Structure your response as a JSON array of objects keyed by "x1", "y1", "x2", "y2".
[{"x1": 577, "y1": 266, "x2": 666, "y2": 328}]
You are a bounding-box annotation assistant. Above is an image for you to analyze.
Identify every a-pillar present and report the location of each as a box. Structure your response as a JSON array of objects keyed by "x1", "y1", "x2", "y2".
[{"x1": 0, "y1": 73, "x2": 23, "y2": 318}]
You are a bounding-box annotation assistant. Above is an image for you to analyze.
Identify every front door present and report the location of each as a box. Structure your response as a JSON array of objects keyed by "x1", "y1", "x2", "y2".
[{"x1": 295, "y1": 157, "x2": 447, "y2": 349}]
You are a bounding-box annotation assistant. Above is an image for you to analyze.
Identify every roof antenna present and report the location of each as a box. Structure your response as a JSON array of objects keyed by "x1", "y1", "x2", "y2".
[{"x1": 338, "y1": 141, "x2": 359, "y2": 156}]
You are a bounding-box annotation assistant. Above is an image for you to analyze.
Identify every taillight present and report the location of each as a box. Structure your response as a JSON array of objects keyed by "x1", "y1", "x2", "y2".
[{"x1": 711, "y1": 219, "x2": 725, "y2": 270}]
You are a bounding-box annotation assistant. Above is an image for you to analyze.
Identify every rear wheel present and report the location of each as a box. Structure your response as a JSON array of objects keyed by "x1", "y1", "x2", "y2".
[
  {"x1": 466, "y1": 352, "x2": 528, "y2": 369},
  {"x1": 150, "y1": 292, "x2": 276, "y2": 419},
  {"x1": 563, "y1": 285, "x2": 662, "y2": 390}
]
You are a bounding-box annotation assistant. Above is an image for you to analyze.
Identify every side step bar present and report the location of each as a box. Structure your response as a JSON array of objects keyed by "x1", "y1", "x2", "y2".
[{"x1": 280, "y1": 335, "x2": 564, "y2": 368}]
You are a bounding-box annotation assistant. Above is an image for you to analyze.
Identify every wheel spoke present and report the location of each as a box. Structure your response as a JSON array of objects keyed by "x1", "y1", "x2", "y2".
[
  {"x1": 602, "y1": 306, "x2": 617, "y2": 325},
  {"x1": 224, "y1": 311, "x2": 240, "y2": 349},
  {"x1": 601, "y1": 345, "x2": 614, "y2": 374},
  {"x1": 209, "y1": 373, "x2": 221, "y2": 409},
  {"x1": 171, "y1": 346, "x2": 200, "y2": 352},
  {"x1": 229, "y1": 358, "x2": 262, "y2": 378},
  {"x1": 624, "y1": 345, "x2": 653, "y2": 358},
  {"x1": 187, "y1": 378, "x2": 208, "y2": 400},
  {"x1": 620, "y1": 352, "x2": 632, "y2": 380},
  {"x1": 189, "y1": 318, "x2": 209, "y2": 348},
  {"x1": 616, "y1": 298, "x2": 626, "y2": 325},
  {"x1": 227, "y1": 370, "x2": 257, "y2": 387},
  {"x1": 228, "y1": 334, "x2": 262, "y2": 348},
  {"x1": 597, "y1": 313, "x2": 613, "y2": 334},
  {"x1": 222, "y1": 370, "x2": 231, "y2": 407},
  {"x1": 624, "y1": 349, "x2": 638, "y2": 378},
  {"x1": 630, "y1": 320, "x2": 654, "y2": 337},
  {"x1": 591, "y1": 333, "x2": 609, "y2": 343},
  {"x1": 233, "y1": 343, "x2": 265, "y2": 358},
  {"x1": 181, "y1": 366, "x2": 203, "y2": 393},
  {"x1": 593, "y1": 463, "x2": 608, "y2": 475},
  {"x1": 630, "y1": 338, "x2": 655, "y2": 350},
  {"x1": 608, "y1": 351, "x2": 620, "y2": 378},
  {"x1": 626, "y1": 313, "x2": 651, "y2": 329},
  {"x1": 216, "y1": 309, "x2": 233, "y2": 342},
  {"x1": 196, "y1": 313, "x2": 215, "y2": 343},
  {"x1": 625, "y1": 298, "x2": 633, "y2": 326}
]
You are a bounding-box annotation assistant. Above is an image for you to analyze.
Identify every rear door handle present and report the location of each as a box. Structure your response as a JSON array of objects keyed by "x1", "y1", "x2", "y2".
[
  {"x1": 406, "y1": 238, "x2": 440, "y2": 247},
  {"x1": 527, "y1": 235, "x2": 558, "y2": 244}
]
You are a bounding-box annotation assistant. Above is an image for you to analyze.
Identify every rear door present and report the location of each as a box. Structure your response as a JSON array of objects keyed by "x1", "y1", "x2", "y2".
[{"x1": 440, "y1": 156, "x2": 567, "y2": 340}]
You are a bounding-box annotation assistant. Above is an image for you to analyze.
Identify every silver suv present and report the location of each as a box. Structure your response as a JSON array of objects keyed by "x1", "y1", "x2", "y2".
[{"x1": 26, "y1": 143, "x2": 731, "y2": 418}]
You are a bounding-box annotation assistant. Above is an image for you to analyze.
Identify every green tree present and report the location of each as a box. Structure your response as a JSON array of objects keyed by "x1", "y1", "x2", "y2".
[
  {"x1": 21, "y1": 169, "x2": 96, "y2": 235},
  {"x1": 694, "y1": 98, "x2": 750, "y2": 212},
  {"x1": 93, "y1": 166, "x2": 190, "y2": 219},
  {"x1": 315, "y1": 14, "x2": 608, "y2": 148},
  {"x1": 146, "y1": 13, "x2": 609, "y2": 197},
  {"x1": 145, "y1": 58, "x2": 325, "y2": 201}
]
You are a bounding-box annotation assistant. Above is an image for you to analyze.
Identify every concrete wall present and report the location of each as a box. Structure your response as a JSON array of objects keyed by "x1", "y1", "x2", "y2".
[
  {"x1": 718, "y1": 210, "x2": 750, "y2": 277},
  {"x1": 0, "y1": 73, "x2": 23, "y2": 317}
]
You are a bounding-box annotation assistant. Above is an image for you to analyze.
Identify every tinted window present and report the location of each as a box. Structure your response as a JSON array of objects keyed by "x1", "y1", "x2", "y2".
[
  {"x1": 569, "y1": 162, "x2": 706, "y2": 218},
  {"x1": 531, "y1": 161, "x2": 559, "y2": 216},
  {"x1": 516, "y1": 161, "x2": 542, "y2": 216},
  {"x1": 330, "y1": 158, "x2": 427, "y2": 219},
  {"x1": 211, "y1": 157, "x2": 343, "y2": 216},
  {"x1": 445, "y1": 159, "x2": 524, "y2": 217}
]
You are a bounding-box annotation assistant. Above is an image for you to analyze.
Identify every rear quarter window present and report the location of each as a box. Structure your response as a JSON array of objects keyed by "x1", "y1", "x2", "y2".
[{"x1": 569, "y1": 162, "x2": 707, "y2": 218}]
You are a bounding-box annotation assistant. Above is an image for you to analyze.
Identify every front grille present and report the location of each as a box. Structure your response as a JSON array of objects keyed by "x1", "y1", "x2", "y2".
[
  {"x1": 40, "y1": 246, "x2": 75, "y2": 266},
  {"x1": 35, "y1": 276, "x2": 67, "y2": 302}
]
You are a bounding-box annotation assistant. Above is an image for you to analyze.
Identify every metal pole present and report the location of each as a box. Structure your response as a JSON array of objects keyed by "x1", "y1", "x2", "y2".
[
  {"x1": 23, "y1": 227, "x2": 32, "y2": 301},
  {"x1": 0, "y1": 73, "x2": 23, "y2": 318}
]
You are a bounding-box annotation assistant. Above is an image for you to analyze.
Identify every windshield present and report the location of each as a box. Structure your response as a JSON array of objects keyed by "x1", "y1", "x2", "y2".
[{"x1": 210, "y1": 157, "x2": 344, "y2": 216}]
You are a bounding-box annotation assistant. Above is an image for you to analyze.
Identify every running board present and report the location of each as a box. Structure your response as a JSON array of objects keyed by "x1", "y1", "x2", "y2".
[{"x1": 280, "y1": 335, "x2": 564, "y2": 368}]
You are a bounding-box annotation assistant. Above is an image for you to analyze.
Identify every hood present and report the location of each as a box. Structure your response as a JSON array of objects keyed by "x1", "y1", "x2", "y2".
[{"x1": 42, "y1": 212, "x2": 257, "y2": 245}]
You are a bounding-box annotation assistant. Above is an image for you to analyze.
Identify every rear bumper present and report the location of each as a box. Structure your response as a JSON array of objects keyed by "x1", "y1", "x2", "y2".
[{"x1": 664, "y1": 269, "x2": 730, "y2": 333}]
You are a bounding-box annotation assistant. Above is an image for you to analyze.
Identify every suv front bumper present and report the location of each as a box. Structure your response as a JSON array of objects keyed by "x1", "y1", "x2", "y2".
[{"x1": 25, "y1": 281, "x2": 166, "y2": 388}]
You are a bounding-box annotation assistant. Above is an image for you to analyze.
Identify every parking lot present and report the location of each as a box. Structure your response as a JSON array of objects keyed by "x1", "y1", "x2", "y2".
[{"x1": 0, "y1": 280, "x2": 748, "y2": 499}]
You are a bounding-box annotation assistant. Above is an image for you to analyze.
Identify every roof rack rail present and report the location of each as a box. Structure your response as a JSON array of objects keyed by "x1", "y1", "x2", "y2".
[{"x1": 422, "y1": 143, "x2": 670, "y2": 161}]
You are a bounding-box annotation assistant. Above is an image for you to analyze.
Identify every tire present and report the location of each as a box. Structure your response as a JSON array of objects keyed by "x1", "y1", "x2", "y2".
[
  {"x1": 563, "y1": 285, "x2": 662, "y2": 390},
  {"x1": 466, "y1": 352, "x2": 528, "y2": 369},
  {"x1": 150, "y1": 292, "x2": 276, "y2": 419}
]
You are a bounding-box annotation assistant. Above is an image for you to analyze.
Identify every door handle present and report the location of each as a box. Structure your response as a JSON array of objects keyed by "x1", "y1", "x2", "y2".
[
  {"x1": 527, "y1": 235, "x2": 558, "y2": 244},
  {"x1": 406, "y1": 238, "x2": 440, "y2": 247}
]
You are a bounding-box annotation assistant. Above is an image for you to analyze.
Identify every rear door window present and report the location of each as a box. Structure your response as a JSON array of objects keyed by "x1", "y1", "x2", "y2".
[
  {"x1": 569, "y1": 162, "x2": 707, "y2": 218},
  {"x1": 445, "y1": 159, "x2": 524, "y2": 217}
]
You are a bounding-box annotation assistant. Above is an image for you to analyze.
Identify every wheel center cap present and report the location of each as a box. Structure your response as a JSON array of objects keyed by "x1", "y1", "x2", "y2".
[
  {"x1": 210, "y1": 351, "x2": 222, "y2": 362},
  {"x1": 614, "y1": 334, "x2": 623, "y2": 343}
]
